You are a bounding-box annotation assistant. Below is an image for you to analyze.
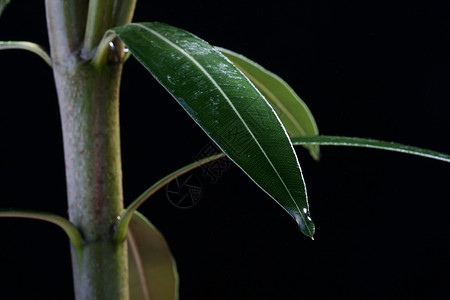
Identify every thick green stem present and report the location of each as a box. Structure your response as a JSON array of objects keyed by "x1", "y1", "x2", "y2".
[
  {"x1": 72, "y1": 241, "x2": 128, "y2": 299},
  {"x1": 54, "y1": 62, "x2": 124, "y2": 241},
  {"x1": 45, "y1": 0, "x2": 88, "y2": 65},
  {"x1": 52, "y1": 58, "x2": 128, "y2": 300},
  {"x1": 45, "y1": 1, "x2": 136, "y2": 299},
  {"x1": 52, "y1": 59, "x2": 128, "y2": 300}
]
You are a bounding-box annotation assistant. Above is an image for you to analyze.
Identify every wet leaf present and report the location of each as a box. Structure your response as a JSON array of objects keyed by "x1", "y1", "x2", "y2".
[
  {"x1": 112, "y1": 22, "x2": 314, "y2": 237},
  {"x1": 128, "y1": 211, "x2": 178, "y2": 300},
  {"x1": 218, "y1": 47, "x2": 320, "y2": 160}
]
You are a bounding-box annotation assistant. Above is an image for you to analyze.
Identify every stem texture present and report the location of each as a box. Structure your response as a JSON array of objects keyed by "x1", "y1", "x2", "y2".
[
  {"x1": 52, "y1": 57, "x2": 128, "y2": 300},
  {"x1": 45, "y1": 1, "x2": 136, "y2": 298}
]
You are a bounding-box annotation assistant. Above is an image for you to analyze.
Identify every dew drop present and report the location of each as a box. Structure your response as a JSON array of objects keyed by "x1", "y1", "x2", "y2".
[{"x1": 166, "y1": 74, "x2": 175, "y2": 85}]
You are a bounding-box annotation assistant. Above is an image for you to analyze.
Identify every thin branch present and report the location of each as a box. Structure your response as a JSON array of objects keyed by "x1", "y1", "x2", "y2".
[
  {"x1": 113, "y1": 153, "x2": 226, "y2": 242},
  {"x1": 292, "y1": 136, "x2": 450, "y2": 163},
  {"x1": 0, "y1": 210, "x2": 84, "y2": 251},
  {"x1": 91, "y1": 30, "x2": 116, "y2": 69},
  {"x1": 0, "y1": 41, "x2": 52, "y2": 67},
  {"x1": 113, "y1": 135, "x2": 449, "y2": 242}
]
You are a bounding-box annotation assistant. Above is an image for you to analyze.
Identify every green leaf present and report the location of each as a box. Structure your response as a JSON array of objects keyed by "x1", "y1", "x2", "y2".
[
  {"x1": 0, "y1": 0, "x2": 10, "y2": 18},
  {"x1": 217, "y1": 47, "x2": 320, "y2": 160},
  {"x1": 128, "y1": 211, "x2": 178, "y2": 300},
  {"x1": 112, "y1": 22, "x2": 314, "y2": 238},
  {"x1": 292, "y1": 136, "x2": 450, "y2": 163}
]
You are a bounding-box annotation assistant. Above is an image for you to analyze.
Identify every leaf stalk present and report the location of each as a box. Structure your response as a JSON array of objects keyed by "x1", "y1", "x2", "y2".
[
  {"x1": 0, "y1": 210, "x2": 84, "y2": 254},
  {"x1": 292, "y1": 136, "x2": 450, "y2": 163},
  {"x1": 0, "y1": 41, "x2": 52, "y2": 66},
  {"x1": 113, "y1": 153, "x2": 226, "y2": 243}
]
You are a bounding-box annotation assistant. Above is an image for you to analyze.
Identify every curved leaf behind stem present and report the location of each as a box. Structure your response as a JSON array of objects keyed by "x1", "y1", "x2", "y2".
[
  {"x1": 128, "y1": 211, "x2": 178, "y2": 300},
  {"x1": 217, "y1": 47, "x2": 320, "y2": 160},
  {"x1": 112, "y1": 22, "x2": 315, "y2": 237}
]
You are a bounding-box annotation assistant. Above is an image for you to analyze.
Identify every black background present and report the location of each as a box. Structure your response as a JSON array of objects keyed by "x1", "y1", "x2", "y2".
[{"x1": 1, "y1": 1, "x2": 449, "y2": 299}]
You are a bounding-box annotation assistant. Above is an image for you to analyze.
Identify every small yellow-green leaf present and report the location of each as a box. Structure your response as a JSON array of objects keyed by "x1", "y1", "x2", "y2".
[
  {"x1": 218, "y1": 47, "x2": 320, "y2": 160},
  {"x1": 128, "y1": 211, "x2": 178, "y2": 300}
]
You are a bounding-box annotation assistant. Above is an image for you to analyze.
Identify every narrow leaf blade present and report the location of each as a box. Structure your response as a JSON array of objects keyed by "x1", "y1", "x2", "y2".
[
  {"x1": 128, "y1": 211, "x2": 178, "y2": 300},
  {"x1": 218, "y1": 47, "x2": 320, "y2": 160},
  {"x1": 292, "y1": 135, "x2": 450, "y2": 163},
  {"x1": 113, "y1": 22, "x2": 314, "y2": 237}
]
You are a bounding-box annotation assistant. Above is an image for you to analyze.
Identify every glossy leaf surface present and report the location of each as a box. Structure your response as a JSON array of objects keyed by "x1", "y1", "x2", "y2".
[
  {"x1": 218, "y1": 47, "x2": 320, "y2": 160},
  {"x1": 128, "y1": 211, "x2": 178, "y2": 300},
  {"x1": 113, "y1": 22, "x2": 314, "y2": 237}
]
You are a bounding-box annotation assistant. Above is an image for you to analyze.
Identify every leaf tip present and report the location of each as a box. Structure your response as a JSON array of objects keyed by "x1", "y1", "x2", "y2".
[
  {"x1": 310, "y1": 148, "x2": 321, "y2": 162},
  {"x1": 302, "y1": 222, "x2": 315, "y2": 240},
  {"x1": 287, "y1": 208, "x2": 315, "y2": 239}
]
